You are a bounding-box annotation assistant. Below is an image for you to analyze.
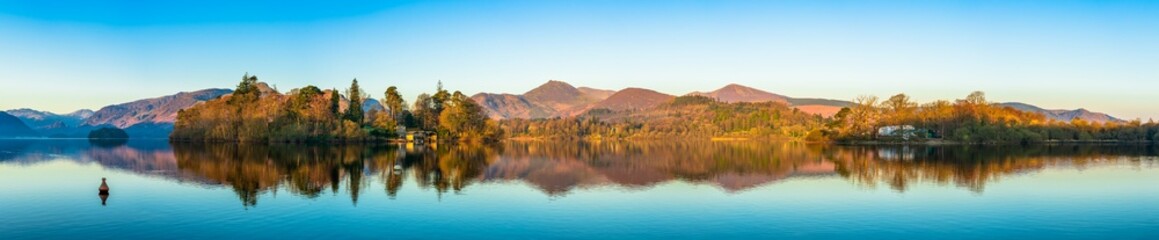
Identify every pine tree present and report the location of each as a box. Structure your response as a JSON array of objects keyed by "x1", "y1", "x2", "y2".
[
  {"x1": 344, "y1": 79, "x2": 364, "y2": 124},
  {"x1": 330, "y1": 88, "x2": 341, "y2": 118}
]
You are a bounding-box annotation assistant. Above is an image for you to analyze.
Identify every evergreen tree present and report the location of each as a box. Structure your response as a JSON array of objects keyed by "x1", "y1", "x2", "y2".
[
  {"x1": 231, "y1": 73, "x2": 260, "y2": 104},
  {"x1": 330, "y1": 88, "x2": 341, "y2": 118},
  {"x1": 432, "y1": 81, "x2": 450, "y2": 114},
  {"x1": 345, "y1": 79, "x2": 364, "y2": 124}
]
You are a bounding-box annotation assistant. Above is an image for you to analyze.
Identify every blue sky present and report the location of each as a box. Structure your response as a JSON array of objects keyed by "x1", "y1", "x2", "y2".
[{"x1": 1, "y1": 0, "x2": 1156, "y2": 119}]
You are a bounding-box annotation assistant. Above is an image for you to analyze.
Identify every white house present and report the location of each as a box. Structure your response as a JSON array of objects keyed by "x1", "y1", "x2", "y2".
[{"x1": 878, "y1": 125, "x2": 917, "y2": 139}]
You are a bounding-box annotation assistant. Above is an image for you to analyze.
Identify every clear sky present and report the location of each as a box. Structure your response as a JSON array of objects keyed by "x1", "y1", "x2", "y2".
[{"x1": 1, "y1": 0, "x2": 1156, "y2": 119}]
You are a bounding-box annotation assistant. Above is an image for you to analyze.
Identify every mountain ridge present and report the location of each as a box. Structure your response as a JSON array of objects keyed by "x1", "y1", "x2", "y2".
[
  {"x1": 472, "y1": 81, "x2": 854, "y2": 119},
  {"x1": 85, "y1": 88, "x2": 233, "y2": 129},
  {"x1": 0, "y1": 112, "x2": 39, "y2": 137},
  {"x1": 4, "y1": 108, "x2": 92, "y2": 130},
  {"x1": 999, "y1": 102, "x2": 1122, "y2": 123},
  {"x1": 472, "y1": 80, "x2": 616, "y2": 119}
]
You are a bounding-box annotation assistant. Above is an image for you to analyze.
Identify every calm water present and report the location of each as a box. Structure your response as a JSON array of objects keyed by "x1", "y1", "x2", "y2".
[{"x1": 1, "y1": 139, "x2": 1158, "y2": 239}]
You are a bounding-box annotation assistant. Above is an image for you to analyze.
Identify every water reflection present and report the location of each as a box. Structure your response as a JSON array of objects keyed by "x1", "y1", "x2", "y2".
[
  {"x1": 99, "y1": 192, "x2": 109, "y2": 206},
  {"x1": 1, "y1": 139, "x2": 1156, "y2": 206}
]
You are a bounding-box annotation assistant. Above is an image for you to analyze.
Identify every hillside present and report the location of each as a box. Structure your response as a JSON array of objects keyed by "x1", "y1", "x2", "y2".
[
  {"x1": 0, "y1": 112, "x2": 39, "y2": 137},
  {"x1": 589, "y1": 88, "x2": 675, "y2": 112},
  {"x1": 472, "y1": 80, "x2": 614, "y2": 119},
  {"x1": 472, "y1": 93, "x2": 545, "y2": 119},
  {"x1": 578, "y1": 87, "x2": 616, "y2": 100},
  {"x1": 522, "y1": 80, "x2": 593, "y2": 112},
  {"x1": 787, "y1": 98, "x2": 853, "y2": 117},
  {"x1": 504, "y1": 94, "x2": 825, "y2": 140},
  {"x1": 687, "y1": 84, "x2": 851, "y2": 117},
  {"x1": 999, "y1": 102, "x2": 1122, "y2": 123},
  {"x1": 689, "y1": 83, "x2": 789, "y2": 104},
  {"x1": 85, "y1": 88, "x2": 233, "y2": 128}
]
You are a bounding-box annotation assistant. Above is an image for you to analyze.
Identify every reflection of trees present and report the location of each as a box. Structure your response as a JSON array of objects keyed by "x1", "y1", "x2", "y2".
[
  {"x1": 171, "y1": 143, "x2": 499, "y2": 206},
  {"x1": 403, "y1": 143, "x2": 499, "y2": 196},
  {"x1": 155, "y1": 141, "x2": 1159, "y2": 205},
  {"x1": 173, "y1": 143, "x2": 396, "y2": 207},
  {"x1": 829, "y1": 145, "x2": 1158, "y2": 192}
]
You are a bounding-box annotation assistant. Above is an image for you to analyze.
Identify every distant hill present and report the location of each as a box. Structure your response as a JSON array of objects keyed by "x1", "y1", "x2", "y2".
[
  {"x1": 85, "y1": 88, "x2": 233, "y2": 129},
  {"x1": 577, "y1": 87, "x2": 616, "y2": 100},
  {"x1": 0, "y1": 112, "x2": 39, "y2": 138},
  {"x1": 786, "y1": 98, "x2": 853, "y2": 117},
  {"x1": 5, "y1": 108, "x2": 92, "y2": 130},
  {"x1": 998, "y1": 102, "x2": 1122, "y2": 123},
  {"x1": 523, "y1": 80, "x2": 596, "y2": 112},
  {"x1": 472, "y1": 80, "x2": 614, "y2": 119},
  {"x1": 589, "y1": 88, "x2": 675, "y2": 112},
  {"x1": 689, "y1": 83, "x2": 789, "y2": 104},
  {"x1": 472, "y1": 93, "x2": 545, "y2": 119},
  {"x1": 687, "y1": 84, "x2": 851, "y2": 117}
]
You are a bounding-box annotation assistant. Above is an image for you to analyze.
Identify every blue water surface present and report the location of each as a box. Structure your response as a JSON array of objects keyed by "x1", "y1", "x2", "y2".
[{"x1": 1, "y1": 139, "x2": 1157, "y2": 239}]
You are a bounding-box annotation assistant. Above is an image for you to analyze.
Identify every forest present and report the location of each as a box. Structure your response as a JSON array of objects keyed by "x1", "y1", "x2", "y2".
[{"x1": 171, "y1": 74, "x2": 501, "y2": 143}]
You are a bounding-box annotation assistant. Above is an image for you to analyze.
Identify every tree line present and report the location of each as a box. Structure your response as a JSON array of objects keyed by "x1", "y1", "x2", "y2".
[
  {"x1": 827, "y1": 91, "x2": 1159, "y2": 144},
  {"x1": 171, "y1": 74, "x2": 500, "y2": 143}
]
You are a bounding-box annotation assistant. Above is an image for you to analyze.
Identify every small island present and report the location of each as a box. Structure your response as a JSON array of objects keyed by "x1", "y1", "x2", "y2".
[
  {"x1": 88, "y1": 127, "x2": 129, "y2": 140},
  {"x1": 171, "y1": 74, "x2": 500, "y2": 143}
]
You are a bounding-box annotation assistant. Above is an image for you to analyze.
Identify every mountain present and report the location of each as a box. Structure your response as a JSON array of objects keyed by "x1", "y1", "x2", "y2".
[
  {"x1": 0, "y1": 112, "x2": 39, "y2": 137},
  {"x1": 687, "y1": 84, "x2": 852, "y2": 117},
  {"x1": 589, "y1": 88, "x2": 675, "y2": 111},
  {"x1": 577, "y1": 87, "x2": 616, "y2": 100},
  {"x1": 4, "y1": 108, "x2": 92, "y2": 130},
  {"x1": 689, "y1": 83, "x2": 789, "y2": 104},
  {"x1": 85, "y1": 89, "x2": 233, "y2": 129},
  {"x1": 999, "y1": 102, "x2": 1122, "y2": 123},
  {"x1": 472, "y1": 93, "x2": 545, "y2": 119},
  {"x1": 472, "y1": 80, "x2": 614, "y2": 119},
  {"x1": 68, "y1": 109, "x2": 95, "y2": 119},
  {"x1": 523, "y1": 80, "x2": 593, "y2": 112}
]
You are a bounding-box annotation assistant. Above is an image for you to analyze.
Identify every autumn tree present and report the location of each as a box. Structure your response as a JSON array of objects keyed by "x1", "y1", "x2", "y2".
[
  {"x1": 439, "y1": 91, "x2": 491, "y2": 141},
  {"x1": 384, "y1": 86, "x2": 406, "y2": 121},
  {"x1": 881, "y1": 93, "x2": 916, "y2": 126},
  {"x1": 412, "y1": 93, "x2": 436, "y2": 130},
  {"x1": 846, "y1": 95, "x2": 880, "y2": 139}
]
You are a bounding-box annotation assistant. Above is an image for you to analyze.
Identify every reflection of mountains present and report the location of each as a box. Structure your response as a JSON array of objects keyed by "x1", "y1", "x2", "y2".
[
  {"x1": 485, "y1": 141, "x2": 837, "y2": 194},
  {"x1": 0, "y1": 140, "x2": 197, "y2": 181}
]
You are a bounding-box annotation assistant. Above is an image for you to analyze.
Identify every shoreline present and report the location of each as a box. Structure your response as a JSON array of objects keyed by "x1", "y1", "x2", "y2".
[{"x1": 836, "y1": 139, "x2": 1156, "y2": 146}]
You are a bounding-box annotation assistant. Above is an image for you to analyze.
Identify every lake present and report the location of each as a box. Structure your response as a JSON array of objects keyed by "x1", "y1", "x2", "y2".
[{"x1": 1, "y1": 139, "x2": 1157, "y2": 239}]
